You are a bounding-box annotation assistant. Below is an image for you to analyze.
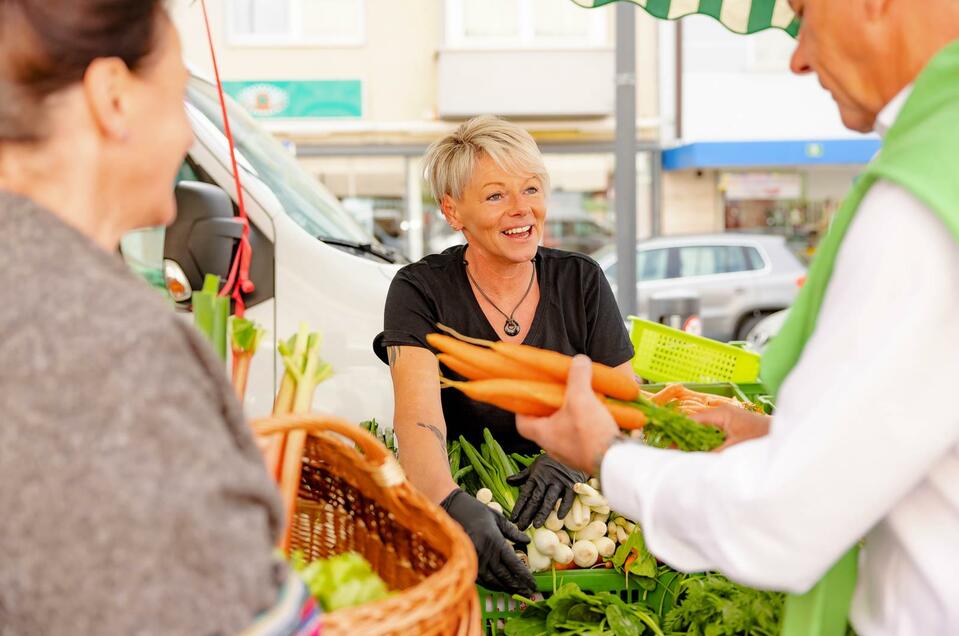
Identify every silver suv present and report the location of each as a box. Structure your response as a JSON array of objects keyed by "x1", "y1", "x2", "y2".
[{"x1": 593, "y1": 234, "x2": 807, "y2": 342}]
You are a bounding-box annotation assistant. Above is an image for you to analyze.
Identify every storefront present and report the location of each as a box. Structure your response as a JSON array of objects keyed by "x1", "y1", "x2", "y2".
[{"x1": 662, "y1": 138, "x2": 880, "y2": 258}]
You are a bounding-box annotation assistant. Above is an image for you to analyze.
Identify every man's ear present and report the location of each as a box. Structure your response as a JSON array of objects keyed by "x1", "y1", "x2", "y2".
[
  {"x1": 441, "y1": 194, "x2": 462, "y2": 231},
  {"x1": 82, "y1": 57, "x2": 134, "y2": 141}
]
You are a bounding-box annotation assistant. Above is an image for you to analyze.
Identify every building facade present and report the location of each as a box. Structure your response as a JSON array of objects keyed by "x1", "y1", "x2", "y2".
[
  {"x1": 172, "y1": 0, "x2": 663, "y2": 259},
  {"x1": 172, "y1": 2, "x2": 875, "y2": 261},
  {"x1": 658, "y1": 15, "x2": 878, "y2": 254}
]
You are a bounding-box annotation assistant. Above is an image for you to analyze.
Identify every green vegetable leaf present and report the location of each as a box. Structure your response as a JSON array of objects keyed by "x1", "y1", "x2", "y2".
[
  {"x1": 567, "y1": 602, "x2": 602, "y2": 622},
  {"x1": 612, "y1": 396, "x2": 727, "y2": 451},
  {"x1": 611, "y1": 526, "x2": 658, "y2": 590},
  {"x1": 504, "y1": 617, "x2": 548, "y2": 636},
  {"x1": 290, "y1": 551, "x2": 392, "y2": 612},
  {"x1": 664, "y1": 574, "x2": 784, "y2": 636},
  {"x1": 606, "y1": 605, "x2": 641, "y2": 636},
  {"x1": 230, "y1": 316, "x2": 264, "y2": 354},
  {"x1": 547, "y1": 598, "x2": 579, "y2": 631}
]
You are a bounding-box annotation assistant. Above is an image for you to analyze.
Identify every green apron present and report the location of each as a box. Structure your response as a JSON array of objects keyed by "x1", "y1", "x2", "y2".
[{"x1": 761, "y1": 40, "x2": 959, "y2": 635}]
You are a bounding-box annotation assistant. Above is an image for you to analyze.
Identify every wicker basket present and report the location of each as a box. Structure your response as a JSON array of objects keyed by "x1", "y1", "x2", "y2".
[{"x1": 253, "y1": 415, "x2": 481, "y2": 636}]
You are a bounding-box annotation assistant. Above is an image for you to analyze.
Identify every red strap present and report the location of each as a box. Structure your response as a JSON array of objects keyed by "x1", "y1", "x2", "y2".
[{"x1": 200, "y1": 0, "x2": 254, "y2": 317}]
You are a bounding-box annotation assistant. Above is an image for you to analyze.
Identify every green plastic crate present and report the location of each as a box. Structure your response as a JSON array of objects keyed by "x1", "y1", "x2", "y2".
[
  {"x1": 782, "y1": 547, "x2": 860, "y2": 636},
  {"x1": 478, "y1": 569, "x2": 671, "y2": 636},
  {"x1": 629, "y1": 317, "x2": 761, "y2": 384}
]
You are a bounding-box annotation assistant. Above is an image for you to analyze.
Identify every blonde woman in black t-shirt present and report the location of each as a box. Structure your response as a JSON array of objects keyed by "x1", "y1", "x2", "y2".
[{"x1": 374, "y1": 115, "x2": 636, "y2": 596}]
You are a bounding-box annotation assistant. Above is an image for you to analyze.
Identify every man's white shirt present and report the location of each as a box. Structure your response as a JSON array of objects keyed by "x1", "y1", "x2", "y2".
[{"x1": 601, "y1": 87, "x2": 959, "y2": 635}]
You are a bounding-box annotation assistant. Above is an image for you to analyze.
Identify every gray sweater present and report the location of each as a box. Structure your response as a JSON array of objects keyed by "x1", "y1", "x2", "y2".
[{"x1": 0, "y1": 191, "x2": 284, "y2": 635}]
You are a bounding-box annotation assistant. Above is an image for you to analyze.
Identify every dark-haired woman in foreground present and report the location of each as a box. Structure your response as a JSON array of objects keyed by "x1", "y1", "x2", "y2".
[{"x1": 0, "y1": 2, "x2": 290, "y2": 633}]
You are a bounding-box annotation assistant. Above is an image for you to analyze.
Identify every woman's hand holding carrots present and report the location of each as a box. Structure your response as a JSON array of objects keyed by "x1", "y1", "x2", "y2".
[
  {"x1": 515, "y1": 356, "x2": 621, "y2": 476},
  {"x1": 691, "y1": 405, "x2": 771, "y2": 451}
]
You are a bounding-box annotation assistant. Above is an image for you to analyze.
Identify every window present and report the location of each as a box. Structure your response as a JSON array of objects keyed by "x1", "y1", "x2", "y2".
[
  {"x1": 228, "y1": 0, "x2": 365, "y2": 46},
  {"x1": 744, "y1": 246, "x2": 767, "y2": 271},
  {"x1": 176, "y1": 160, "x2": 200, "y2": 184},
  {"x1": 604, "y1": 248, "x2": 671, "y2": 282},
  {"x1": 678, "y1": 245, "x2": 755, "y2": 278},
  {"x1": 446, "y1": 0, "x2": 607, "y2": 48},
  {"x1": 639, "y1": 249, "x2": 670, "y2": 281},
  {"x1": 186, "y1": 77, "x2": 371, "y2": 244}
]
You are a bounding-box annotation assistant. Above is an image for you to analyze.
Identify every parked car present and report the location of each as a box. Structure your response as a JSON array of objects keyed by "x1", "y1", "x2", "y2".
[
  {"x1": 542, "y1": 191, "x2": 613, "y2": 255},
  {"x1": 593, "y1": 233, "x2": 807, "y2": 342},
  {"x1": 744, "y1": 308, "x2": 790, "y2": 353}
]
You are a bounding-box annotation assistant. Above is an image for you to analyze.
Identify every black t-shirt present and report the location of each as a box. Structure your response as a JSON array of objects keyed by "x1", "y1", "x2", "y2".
[{"x1": 374, "y1": 244, "x2": 634, "y2": 454}]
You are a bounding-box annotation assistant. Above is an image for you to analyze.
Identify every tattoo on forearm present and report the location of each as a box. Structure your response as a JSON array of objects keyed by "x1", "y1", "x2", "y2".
[
  {"x1": 416, "y1": 422, "x2": 447, "y2": 453},
  {"x1": 387, "y1": 346, "x2": 401, "y2": 368}
]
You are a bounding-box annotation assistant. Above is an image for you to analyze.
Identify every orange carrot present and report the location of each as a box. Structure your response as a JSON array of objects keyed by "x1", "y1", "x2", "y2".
[
  {"x1": 426, "y1": 334, "x2": 557, "y2": 383},
  {"x1": 441, "y1": 378, "x2": 559, "y2": 417},
  {"x1": 444, "y1": 377, "x2": 648, "y2": 430},
  {"x1": 433, "y1": 324, "x2": 640, "y2": 401},
  {"x1": 603, "y1": 399, "x2": 648, "y2": 430},
  {"x1": 651, "y1": 383, "x2": 687, "y2": 405},
  {"x1": 437, "y1": 353, "x2": 494, "y2": 381},
  {"x1": 491, "y1": 341, "x2": 639, "y2": 402}
]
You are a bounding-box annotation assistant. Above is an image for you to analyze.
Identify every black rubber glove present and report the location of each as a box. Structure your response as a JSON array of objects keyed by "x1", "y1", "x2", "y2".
[
  {"x1": 507, "y1": 454, "x2": 588, "y2": 531},
  {"x1": 441, "y1": 488, "x2": 536, "y2": 595}
]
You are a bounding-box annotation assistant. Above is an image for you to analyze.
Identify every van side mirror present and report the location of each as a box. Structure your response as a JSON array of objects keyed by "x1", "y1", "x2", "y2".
[{"x1": 164, "y1": 181, "x2": 243, "y2": 298}]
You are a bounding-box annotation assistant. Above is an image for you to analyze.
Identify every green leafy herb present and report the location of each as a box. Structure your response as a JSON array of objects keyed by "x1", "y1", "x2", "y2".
[
  {"x1": 627, "y1": 396, "x2": 727, "y2": 451},
  {"x1": 663, "y1": 574, "x2": 784, "y2": 636},
  {"x1": 290, "y1": 551, "x2": 392, "y2": 612},
  {"x1": 505, "y1": 583, "x2": 664, "y2": 636}
]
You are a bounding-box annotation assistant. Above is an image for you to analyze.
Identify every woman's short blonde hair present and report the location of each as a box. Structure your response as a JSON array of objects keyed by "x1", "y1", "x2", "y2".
[{"x1": 423, "y1": 115, "x2": 549, "y2": 204}]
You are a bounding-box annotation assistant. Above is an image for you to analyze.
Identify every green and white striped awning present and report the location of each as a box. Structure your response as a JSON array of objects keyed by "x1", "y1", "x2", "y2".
[{"x1": 571, "y1": 0, "x2": 800, "y2": 37}]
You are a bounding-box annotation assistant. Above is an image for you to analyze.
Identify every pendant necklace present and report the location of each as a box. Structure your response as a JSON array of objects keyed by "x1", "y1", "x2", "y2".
[{"x1": 464, "y1": 259, "x2": 535, "y2": 337}]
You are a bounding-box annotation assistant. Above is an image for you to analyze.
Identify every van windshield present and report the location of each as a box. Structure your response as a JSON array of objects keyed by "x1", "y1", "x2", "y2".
[{"x1": 185, "y1": 77, "x2": 371, "y2": 245}]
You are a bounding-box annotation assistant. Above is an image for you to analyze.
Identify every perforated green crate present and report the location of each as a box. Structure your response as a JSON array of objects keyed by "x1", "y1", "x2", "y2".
[{"x1": 629, "y1": 317, "x2": 761, "y2": 384}]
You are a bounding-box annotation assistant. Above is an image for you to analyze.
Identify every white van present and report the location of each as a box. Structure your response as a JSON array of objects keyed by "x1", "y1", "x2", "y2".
[{"x1": 138, "y1": 75, "x2": 402, "y2": 424}]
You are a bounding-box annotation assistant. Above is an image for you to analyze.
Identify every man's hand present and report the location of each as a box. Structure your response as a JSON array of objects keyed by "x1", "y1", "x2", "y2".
[
  {"x1": 691, "y1": 405, "x2": 771, "y2": 450},
  {"x1": 516, "y1": 356, "x2": 621, "y2": 475}
]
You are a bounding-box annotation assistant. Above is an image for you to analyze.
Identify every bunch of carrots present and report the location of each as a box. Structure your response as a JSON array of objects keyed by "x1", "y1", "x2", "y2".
[
  {"x1": 428, "y1": 324, "x2": 726, "y2": 452},
  {"x1": 648, "y1": 383, "x2": 764, "y2": 415}
]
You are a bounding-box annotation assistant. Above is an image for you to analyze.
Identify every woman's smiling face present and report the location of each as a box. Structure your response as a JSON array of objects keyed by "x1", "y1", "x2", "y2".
[{"x1": 443, "y1": 153, "x2": 547, "y2": 264}]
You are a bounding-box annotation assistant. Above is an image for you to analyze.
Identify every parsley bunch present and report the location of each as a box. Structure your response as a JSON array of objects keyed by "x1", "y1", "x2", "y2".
[
  {"x1": 624, "y1": 397, "x2": 727, "y2": 452},
  {"x1": 663, "y1": 574, "x2": 784, "y2": 636}
]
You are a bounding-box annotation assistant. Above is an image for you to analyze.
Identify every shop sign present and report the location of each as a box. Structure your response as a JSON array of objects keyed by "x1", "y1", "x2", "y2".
[
  {"x1": 720, "y1": 172, "x2": 802, "y2": 200},
  {"x1": 222, "y1": 80, "x2": 363, "y2": 119}
]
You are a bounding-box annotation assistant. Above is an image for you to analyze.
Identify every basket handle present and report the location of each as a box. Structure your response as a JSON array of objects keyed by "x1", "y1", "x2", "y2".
[{"x1": 251, "y1": 414, "x2": 404, "y2": 486}]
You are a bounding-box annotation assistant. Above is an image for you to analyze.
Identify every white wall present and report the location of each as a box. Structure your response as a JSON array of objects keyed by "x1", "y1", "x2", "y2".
[
  {"x1": 805, "y1": 167, "x2": 860, "y2": 201},
  {"x1": 679, "y1": 15, "x2": 868, "y2": 142},
  {"x1": 663, "y1": 170, "x2": 723, "y2": 235},
  {"x1": 171, "y1": 0, "x2": 441, "y2": 123}
]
